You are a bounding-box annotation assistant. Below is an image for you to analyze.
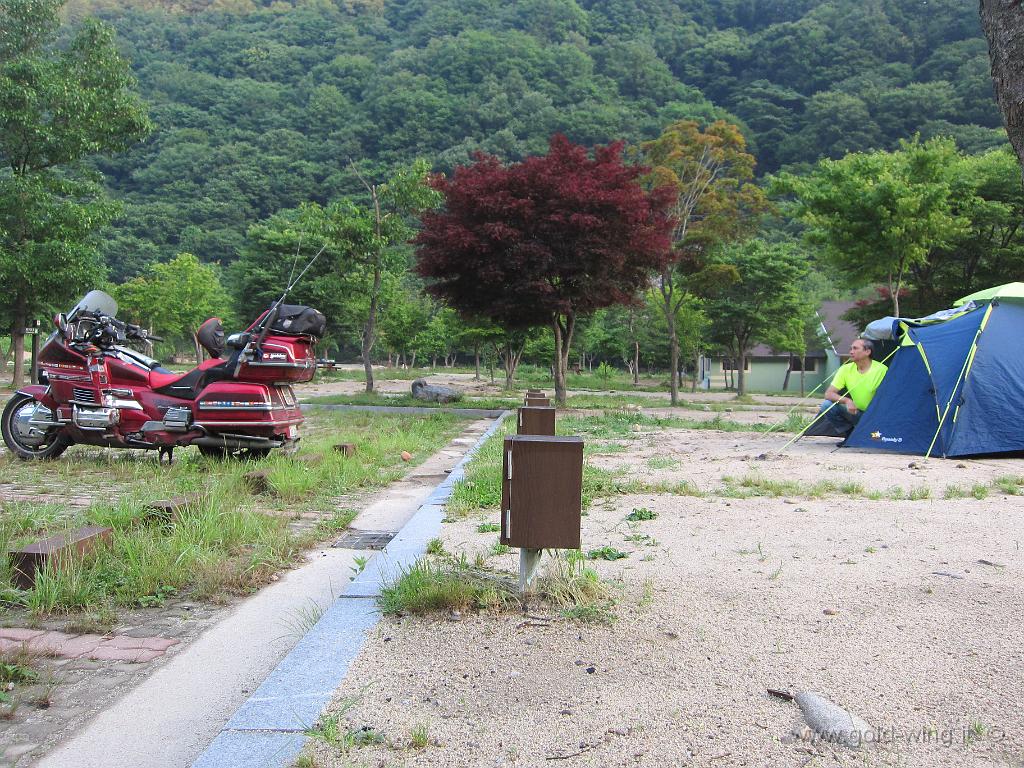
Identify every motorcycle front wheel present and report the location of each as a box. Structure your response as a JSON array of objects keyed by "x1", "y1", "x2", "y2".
[{"x1": 1, "y1": 393, "x2": 72, "y2": 460}]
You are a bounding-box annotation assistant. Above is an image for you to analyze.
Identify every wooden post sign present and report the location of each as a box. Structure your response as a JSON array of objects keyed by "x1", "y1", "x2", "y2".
[
  {"x1": 517, "y1": 405, "x2": 556, "y2": 436},
  {"x1": 500, "y1": 435, "x2": 583, "y2": 590}
]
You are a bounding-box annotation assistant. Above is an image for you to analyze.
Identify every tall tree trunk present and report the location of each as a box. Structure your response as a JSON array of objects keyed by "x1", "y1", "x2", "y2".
[
  {"x1": 737, "y1": 351, "x2": 746, "y2": 396},
  {"x1": 502, "y1": 341, "x2": 525, "y2": 389},
  {"x1": 633, "y1": 341, "x2": 640, "y2": 386},
  {"x1": 692, "y1": 349, "x2": 700, "y2": 392},
  {"x1": 11, "y1": 300, "x2": 27, "y2": 388},
  {"x1": 981, "y1": 0, "x2": 1024, "y2": 177},
  {"x1": 800, "y1": 367, "x2": 806, "y2": 397},
  {"x1": 551, "y1": 313, "x2": 576, "y2": 405},
  {"x1": 474, "y1": 343, "x2": 480, "y2": 380},
  {"x1": 362, "y1": 263, "x2": 382, "y2": 393},
  {"x1": 783, "y1": 353, "x2": 793, "y2": 392},
  {"x1": 658, "y1": 269, "x2": 683, "y2": 406}
]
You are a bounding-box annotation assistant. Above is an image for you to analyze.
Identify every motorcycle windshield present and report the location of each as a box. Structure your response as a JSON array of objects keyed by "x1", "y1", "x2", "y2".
[{"x1": 69, "y1": 290, "x2": 118, "y2": 320}]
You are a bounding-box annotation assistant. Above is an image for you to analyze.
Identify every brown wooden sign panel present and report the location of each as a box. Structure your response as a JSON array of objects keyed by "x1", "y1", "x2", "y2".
[
  {"x1": 9, "y1": 525, "x2": 112, "y2": 588},
  {"x1": 524, "y1": 396, "x2": 550, "y2": 407},
  {"x1": 500, "y1": 435, "x2": 582, "y2": 550},
  {"x1": 517, "y1": 406, "x2": 556, "y2": 436}
]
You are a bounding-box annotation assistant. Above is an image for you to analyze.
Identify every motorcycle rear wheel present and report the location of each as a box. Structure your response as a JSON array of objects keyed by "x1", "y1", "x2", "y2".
[{"x1": 2, "y1": 393, "x2": 72, "y2": 460}]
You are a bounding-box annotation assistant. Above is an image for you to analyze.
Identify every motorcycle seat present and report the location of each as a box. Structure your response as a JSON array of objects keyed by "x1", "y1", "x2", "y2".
[
  {"x1": 150, "y1": 357, "x2": 229, "y2": 393},
  {"x1": 152, "y1": 356, "x2": 238, "y2": 400}
]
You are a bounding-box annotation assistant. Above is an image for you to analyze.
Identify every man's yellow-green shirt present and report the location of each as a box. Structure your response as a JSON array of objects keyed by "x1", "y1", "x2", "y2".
[{"x1": 832, "y1": 359, "x2": 887, "y2": 411}]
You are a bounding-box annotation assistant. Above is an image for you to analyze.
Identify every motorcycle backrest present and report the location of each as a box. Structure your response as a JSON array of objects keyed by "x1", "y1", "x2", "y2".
[{"x1": 196, "y1": 317, "x2": 225, "y2": 359}]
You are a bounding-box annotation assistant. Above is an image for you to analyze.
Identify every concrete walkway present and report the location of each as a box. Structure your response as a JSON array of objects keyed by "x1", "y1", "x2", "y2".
[{"x1": 36, "y1": 417, "x2": 502, "y2": 768}]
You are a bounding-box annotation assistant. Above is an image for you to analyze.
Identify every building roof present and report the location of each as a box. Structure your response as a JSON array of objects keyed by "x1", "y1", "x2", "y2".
[
  {"x1": 732, "y1": 300, "x2": 861, "y2": 360},
  {"x1": 817, "y1": 300, "x2": 860, "y2": 356}
]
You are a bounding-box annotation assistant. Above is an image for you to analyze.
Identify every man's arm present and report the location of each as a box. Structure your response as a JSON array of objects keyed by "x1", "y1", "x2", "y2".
[{"x1": 823, "y1": 383, "x2": 857, "y2": 415}]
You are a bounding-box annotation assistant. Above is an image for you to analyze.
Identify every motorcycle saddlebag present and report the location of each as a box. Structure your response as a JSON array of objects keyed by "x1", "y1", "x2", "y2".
[{"x1": 269, "y1": 305, "x2": 326, "y2": 338}]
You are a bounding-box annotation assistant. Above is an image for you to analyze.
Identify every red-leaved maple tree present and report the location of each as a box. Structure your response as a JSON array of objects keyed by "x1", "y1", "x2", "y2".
[{"x1": 414, "y1": 134, "x2": 675, "y2": 403}]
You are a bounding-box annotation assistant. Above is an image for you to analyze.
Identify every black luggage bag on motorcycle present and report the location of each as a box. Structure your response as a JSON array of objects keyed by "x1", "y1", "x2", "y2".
[{"x1": 269, "y1": 305, "x2": 327, "y2": 338}]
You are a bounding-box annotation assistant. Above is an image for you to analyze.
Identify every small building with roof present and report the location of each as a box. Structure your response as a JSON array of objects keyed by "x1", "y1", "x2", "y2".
[{"x1": 700, "y1": 300, "x2": 860, "y2": 392}]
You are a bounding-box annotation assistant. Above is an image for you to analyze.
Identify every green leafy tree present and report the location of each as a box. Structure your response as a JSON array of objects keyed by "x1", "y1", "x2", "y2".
[
  {"x1": 235, "y1": 161, "x2": 439, "y2": 391},
  {"x1": 639, "y1": 119, "x2": 766, "y2": 404},
  {"x1": 0, "y1": 0, "x2": 150, "y2": 385},
  {"x1": 772, "y1": 137, "x2": 967, "y2": 317},
  {"x1": 705, "y1": 239, "x2": 809, "y2": 395},
  {"x1": 115, "y1": 253, "x2": 233, "y2": 360}
]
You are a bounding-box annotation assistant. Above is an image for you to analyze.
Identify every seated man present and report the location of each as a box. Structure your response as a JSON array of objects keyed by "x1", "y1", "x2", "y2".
[{"x1": 818, "y1": 338, "x2": 887, "y2": 440}]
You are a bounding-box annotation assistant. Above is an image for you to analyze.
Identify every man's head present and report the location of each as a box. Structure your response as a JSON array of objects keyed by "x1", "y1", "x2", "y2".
[{"x1": 849, "y1": 338, "x2": 874, "y2": 363}]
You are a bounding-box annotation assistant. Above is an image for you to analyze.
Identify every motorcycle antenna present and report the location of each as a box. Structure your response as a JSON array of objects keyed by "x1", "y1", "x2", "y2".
[{"x1": 252, "y1": 242, "x2": 329, "y2": 358}]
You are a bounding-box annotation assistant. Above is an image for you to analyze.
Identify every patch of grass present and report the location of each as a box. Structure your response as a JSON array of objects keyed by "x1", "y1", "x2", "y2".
[
  {"x1": 538, "y1": 551, "x2": 615, "y2": 623},
  {"x1": 304, "y1": 392, "x2": 518, "y2": 410},
  {"x1": 408, "y1": 723, "x2": 431, "y2": 750},
  {"x1": 720, "y1": 474, "x2": 815, "y2": 498},
  {"x1": 645, "y1": 456, "x2": 679, "y2": 470},
  {"x1": 586, "y1": 546, "x2": 628, "y2": 561},
  {"x1": 943, "y1": 484, "x2": 968, "y2": 499},
  {"x1": 625, "y1": 507, "x2": 658, "y2": 521},
  {"x1": 426, "y1": 538, "x2": 446, "y2": 556},
  {"x1": 738, "y1": 542, "x2": 767, "y2": 561},
  {"x1": 490, "y1": 540, "x2": 511, "y2": 556},
  {"x1": 476, "y1": 523, "x2": 501, "y2": 533},
  {"x1": 624, "y1": 532, "x2": 658, "y2": 546},
  {"x1": 378, "y1": 557, "x2": 519, "y2": 615},
  {"x1": 278, "y1": 597, "x2": 327, "y2": 640},
  {"x1": 993, "y1": 475, "x2": 1023, "y2": 495},
  {"x1": 0, "y1": 410, "x2": 462, "y2": 616}
]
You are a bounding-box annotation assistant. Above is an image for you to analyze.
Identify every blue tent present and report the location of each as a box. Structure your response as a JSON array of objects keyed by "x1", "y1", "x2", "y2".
[{"x1": 844, "y1": 288, "x2": 1024, "y2": 457}]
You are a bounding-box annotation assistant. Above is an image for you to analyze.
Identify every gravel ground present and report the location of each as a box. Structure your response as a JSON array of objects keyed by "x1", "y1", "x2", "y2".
[{"x1": 308, "y1": 425, "x2": 1024, "y2": 768}]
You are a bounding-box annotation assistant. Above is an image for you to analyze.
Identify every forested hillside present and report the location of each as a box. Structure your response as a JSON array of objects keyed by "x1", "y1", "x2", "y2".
[{"x1": 84, "y1": 0, "x2": 1003, "y2": 280}]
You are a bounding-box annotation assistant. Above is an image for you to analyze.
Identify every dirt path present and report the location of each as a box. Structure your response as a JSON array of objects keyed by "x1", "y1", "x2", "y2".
[{"x1": 308, "y1": 426, "x2": 1024, "y2": 768}]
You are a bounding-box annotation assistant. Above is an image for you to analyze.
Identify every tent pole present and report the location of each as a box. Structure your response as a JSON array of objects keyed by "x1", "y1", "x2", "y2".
[{"x1": 923, "y1": 306, "x2": 994, "y2": 460}]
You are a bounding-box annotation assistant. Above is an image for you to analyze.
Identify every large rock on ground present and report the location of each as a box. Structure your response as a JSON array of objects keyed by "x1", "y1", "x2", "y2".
[
  {"x1": 795, "y1": 691, "x2": 872, "y2": 748},
  {"x1": 411, "y1": 379, "x2": 463, "y2": 404}
]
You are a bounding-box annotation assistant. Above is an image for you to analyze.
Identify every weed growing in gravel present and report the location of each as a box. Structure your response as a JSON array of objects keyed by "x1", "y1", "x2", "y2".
[
  {"x1": 378, "y1": 556, "x2": 519, "y2": 615},
  {"x1": 538, "y1": 551, "x2": 614, "y2": 624},
  {"x1": 408, "y1": 723, "x2": 431, "y2": 749},
  {"x1": 586, "y1": 546, "x2": 628, "y2": 561},
  {"x1": 490, "y1": 541, "x2": 511, "y2": 556},
  {"x1": 993, "y1": 475, "x2": 1023, "y2": 495},
  {"x1": 426, "y1": 538, "x2": 446, "y2": 556},
  {"x1": 944, "y1": 485, "x2": 968, "y2": 499},
  {"x1": 646, "y1": 456, "x2": 679, "y2": 470},
  {"x1": 625, "y1": 507, "x2": 658, "y2": 521},
  {"x1": 738, "y1": 542, "x2": 767, "y2": 561},
  {"x1": 476, "y1": 523, "x2": 501, "y2": 533}
]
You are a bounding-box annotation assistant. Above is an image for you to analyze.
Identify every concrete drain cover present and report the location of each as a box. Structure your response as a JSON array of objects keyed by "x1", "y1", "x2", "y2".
[{"x1": 332, "y1": 530, "x2": 396, "y2": 550}]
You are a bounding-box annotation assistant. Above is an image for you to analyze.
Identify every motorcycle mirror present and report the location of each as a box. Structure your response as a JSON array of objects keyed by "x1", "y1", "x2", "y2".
[{"x1": 54, "y1": 313, "x2": 69, "y2": 337}]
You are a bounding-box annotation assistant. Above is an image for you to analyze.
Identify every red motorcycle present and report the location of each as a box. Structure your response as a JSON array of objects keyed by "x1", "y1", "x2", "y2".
[{"x1": 2, "y1": 290, "x2": 325, "y2": 461}]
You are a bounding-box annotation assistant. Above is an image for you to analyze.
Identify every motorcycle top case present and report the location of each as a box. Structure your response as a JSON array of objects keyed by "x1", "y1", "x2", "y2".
[
  {"x1": 239, "y1": 335, "x2": 317, "y2": 383},
  {"x1": 270, "y1": 305, "x2": 326, "y2": 338}
]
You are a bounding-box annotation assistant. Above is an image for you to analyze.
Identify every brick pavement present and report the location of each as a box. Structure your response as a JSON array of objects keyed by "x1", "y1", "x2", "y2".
[{"x1": 0, "y1": 628, "x2": 178, "y2": 663}]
